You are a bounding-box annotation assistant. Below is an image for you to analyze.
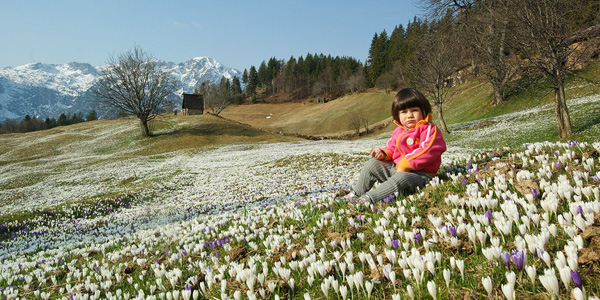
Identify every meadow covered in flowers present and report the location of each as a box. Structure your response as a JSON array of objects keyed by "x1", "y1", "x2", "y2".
[{"x1": 1, "y1": 94, "x2": 600, "y2": 300}]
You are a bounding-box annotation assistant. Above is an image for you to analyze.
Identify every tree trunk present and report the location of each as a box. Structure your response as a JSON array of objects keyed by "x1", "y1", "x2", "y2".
[
  {"x1": 558, "y1": 84, "x2": 572, "y2": 137},
  {"x1": 140, "y1": 119, "x2": 150, "y2": 137},
  {"x1": 436, "y1": 105, "x2": 450, "y2": 134},
  {"x1": 492, "y1": 83, "x2": 504, "y2": 106},
  {"x1": 554, "y1": 84, "x2": 572, "y2": 138}
]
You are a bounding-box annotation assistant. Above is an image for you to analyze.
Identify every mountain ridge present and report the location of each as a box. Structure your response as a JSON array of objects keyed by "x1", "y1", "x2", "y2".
[{"x1": 0, "y1": 57, "x2": 242, "y2": 121}]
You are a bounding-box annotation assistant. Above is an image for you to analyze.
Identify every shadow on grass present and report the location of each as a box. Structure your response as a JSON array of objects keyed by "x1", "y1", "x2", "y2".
[{"x1": 151, "y1": 118, "x2": 268, "y2": 139}]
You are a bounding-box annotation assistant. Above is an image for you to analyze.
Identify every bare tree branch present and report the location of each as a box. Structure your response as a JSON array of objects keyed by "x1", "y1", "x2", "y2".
[{"x1": 93, "y1": 46, "x2": 179, "y2": 137}]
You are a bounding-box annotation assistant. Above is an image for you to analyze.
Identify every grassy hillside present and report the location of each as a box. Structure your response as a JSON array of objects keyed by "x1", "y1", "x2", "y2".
[
  {"x1": 222, "y1": 63, "x2": 600, "y2": 144},
  {"x1": 444, "y1": 62, "x2": 600, "y2": 124},
  {"x1": 0, "y1": 113, "x2": 300, "y2": 163},
  {"x1": 221, "y1": 92, "x2": 394, "y2": 136}
]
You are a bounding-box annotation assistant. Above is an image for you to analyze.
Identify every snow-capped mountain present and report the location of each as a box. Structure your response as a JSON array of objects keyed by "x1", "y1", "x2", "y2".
[{"x1": 0, "y1": 57, "x2": 242, "y2": 121}]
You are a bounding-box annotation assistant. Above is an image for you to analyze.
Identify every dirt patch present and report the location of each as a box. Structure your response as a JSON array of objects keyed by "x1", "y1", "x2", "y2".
[
  {"x1": 322, "y1": 226, "x2": 358, "y2": 244},
  {"x1": 579, "y1": 216, "x2": 600, "y2": 265},
  {"x1": 513, "y1": 179, "x2": 540, "y2": 199},
  {"x1": 467, "y1": 120, "x2": 496, "y2": 130},
  {"x1": 228, "y1": 245, "x2": 248, "y2": 263},
  {"x1": 270, "y1": 243, "x2": 305, "y2": 263}
]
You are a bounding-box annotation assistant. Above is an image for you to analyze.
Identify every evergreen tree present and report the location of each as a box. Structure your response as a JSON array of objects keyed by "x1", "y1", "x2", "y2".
[
  {"x1": 366, "y1": 31, "x2": 389, "y2": 86},
  {"x1": 57, "y1": 113, "x2": 69, "y2": 126},
  {"x1": 45, "y1": 117, "x2": 58, "y2": 129},
  {"x1": 86, "y1": 110, "x2": 98, "y2": 121},
  {"x1": 231, "y1": 76, "x2": 243, "y2": 104},
  {"x1": 246, "y1": 66, "x2": 259, "y2": 96},
  {"x1": 257, "y1": 60, "x2": 268, "y2": 87},
  {"x1": 242, "y1": 69, "x2": 248, "y2": 84}
]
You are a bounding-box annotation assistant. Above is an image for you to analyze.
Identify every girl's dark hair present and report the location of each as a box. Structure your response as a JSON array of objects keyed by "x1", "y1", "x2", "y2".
[{"x1": 391, "y1": 88, "x2": 432, "y2": 123}]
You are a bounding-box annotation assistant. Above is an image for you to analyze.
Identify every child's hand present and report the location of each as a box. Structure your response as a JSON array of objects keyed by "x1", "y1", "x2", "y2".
[{"x1": 370, "y1": 148, "x2": 385, "y2": 160}]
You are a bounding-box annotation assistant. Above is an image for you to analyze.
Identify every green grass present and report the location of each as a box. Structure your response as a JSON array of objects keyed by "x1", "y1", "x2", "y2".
[{"x1": 444, "y1": 62, "x2": 600, "y2": 126}]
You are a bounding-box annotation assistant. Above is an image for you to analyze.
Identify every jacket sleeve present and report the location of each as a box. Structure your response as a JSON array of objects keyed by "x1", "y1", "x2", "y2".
[
  {"x1": 380, "y1": 128, "x2": 399, "y2": 161},
  {"x1": 396, "y1": 123, "x2": 446, "y2": 173}
]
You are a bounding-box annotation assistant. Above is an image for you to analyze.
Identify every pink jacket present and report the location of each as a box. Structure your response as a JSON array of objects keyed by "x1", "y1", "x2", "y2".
[{"x1": 380, "y1": 114, "x2": 446, "y2": 177}]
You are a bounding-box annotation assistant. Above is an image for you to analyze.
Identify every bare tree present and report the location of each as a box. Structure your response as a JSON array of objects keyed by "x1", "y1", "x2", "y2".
[
  {"x1": 344, "y1": 72, "x2": 366, "y2": 94},
  {"x1": 93, "y1": 46, "x2": 179, "y2": 137},
  {"x1": 509, "y1": 0, "x2": 598, "y2": 138},
  {"x1": 197, "y1": 78, "x2": 232, "y2": 115},
  {"x1": 408, "y1": 30, "x2": 461, "y2": 134},
  {"x1": 348, "y1": 112, "x2": 363, "y2": 136},
  {"x1": 360, "y1": 113, "x2": 370, "y2": 134},
  {"x1": 424, "y1": 0, "x2": 520, "y2": 106},
  {"x1": 463, "y1": 1, "x2": 520, "y2": 105}
]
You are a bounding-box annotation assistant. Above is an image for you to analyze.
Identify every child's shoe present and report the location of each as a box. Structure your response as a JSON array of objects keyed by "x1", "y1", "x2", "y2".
[{"x1": 347, "y1": 193, "x2": 372, "y2": 209}]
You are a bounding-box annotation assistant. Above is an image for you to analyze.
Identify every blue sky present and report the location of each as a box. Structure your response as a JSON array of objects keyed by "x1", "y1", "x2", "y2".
[{"x1": 1, "y1": 0, "x2": 421, "y2": 71}]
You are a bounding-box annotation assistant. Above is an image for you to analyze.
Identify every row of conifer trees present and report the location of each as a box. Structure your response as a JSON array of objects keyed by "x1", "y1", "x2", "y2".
[{"x1": 0, "y1": 111, "x2": 98, "y2": 134}]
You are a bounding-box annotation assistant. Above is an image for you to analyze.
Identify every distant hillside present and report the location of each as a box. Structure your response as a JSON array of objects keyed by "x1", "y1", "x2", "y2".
[
  {"x1": 221, "y1": 92, "x2": 394, "y2": 137},
  {"x1": 222, "y1": 62, "x2": 600, "y2": 141},
  {"x1": 0, "y1": 114, "x2": 300, "y2": 165}
]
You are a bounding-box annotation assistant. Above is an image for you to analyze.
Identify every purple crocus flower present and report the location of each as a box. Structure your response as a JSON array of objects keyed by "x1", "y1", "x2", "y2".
[
  {"x1": 577, "y1": 205, "x2": 584, "y2": 214},
  {"x1": 571, "y1": 270, "x2": 582, "y2": 289},
  {"x1": 461, "y1": 179, "x2": 468, "y2": 186},
  {"x1": 448, "y1": 226, "x2": 457, "y2": 237},
  {"x1": 594, "y1": 175, "x2": 600, "y2": 183},
  {"x1": 391, "y1": 239, "x2": 399, "y2": 250},
  {"x1": 501, "y1": 251, "x2": 511, "y2": 268},
  {"x1": 414, "y1": 232, "x2": 422, "y2": 244},
  {"x1": 512, "y1": 250, "x2": 525, "y2": 271},
  {"x1": 484, "y1": 211, "x2": 492, "y2": 223},
  {"x1": 384, "y1": 194, "x2": 394, "y2": 203},
  {"x1": 531, "y1": 189, "x2": 539, "y2": 199}
]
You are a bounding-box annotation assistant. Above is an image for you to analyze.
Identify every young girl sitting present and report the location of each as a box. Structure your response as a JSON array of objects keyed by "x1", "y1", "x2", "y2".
[{"x1": 348, "y1": 88, "x2": 447, "y2": 206}]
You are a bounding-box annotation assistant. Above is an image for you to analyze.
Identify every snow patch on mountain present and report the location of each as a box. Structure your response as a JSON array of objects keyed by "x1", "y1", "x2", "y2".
[{"x1": 0, "y1": 57, "x2": 242, "y2": 121}]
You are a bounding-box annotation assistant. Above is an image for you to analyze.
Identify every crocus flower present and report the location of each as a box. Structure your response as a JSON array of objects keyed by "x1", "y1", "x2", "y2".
[
  {"x1": 501, "y1": 251, "x2": 511, "y2": 268},
  {"x1": 484, "y1": 211, "x2": 492, "y2": 223},
  {"x1": 531, "y1": 189, "x2": 539, "y2": 199},
  {"x1": 482, "y1": 276, "x2": 492, "y2": 297},
  {"x1": 571, "y1": 270, "x2": 582, "y2": 289},
  {"x1": 448, "y1": 226, "x2": 457, "y2": 237},
  {"x1": 427, "y1": 281, "x2": 437, "y2": 300},
  {"x1": 512, "y1": 250, "x2": 525, "y2": 271},
  {"x1": 414, "y1": 232, "x2": 422, "y2": 244}
]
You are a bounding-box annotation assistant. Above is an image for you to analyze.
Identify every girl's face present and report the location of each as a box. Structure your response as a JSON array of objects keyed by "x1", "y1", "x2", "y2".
[{"x1": 398, "y1": 107, "x2": 424, "y2": 128}]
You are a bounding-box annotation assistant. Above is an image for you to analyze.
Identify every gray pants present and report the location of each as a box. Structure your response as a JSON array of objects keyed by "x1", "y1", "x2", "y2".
[{"x1": 352, "y1": 158, "x2": 431, "y2": 203}]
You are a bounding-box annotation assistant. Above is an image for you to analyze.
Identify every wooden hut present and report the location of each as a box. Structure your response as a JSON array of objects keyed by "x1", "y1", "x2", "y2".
[{"x1": 182, "y1": 93, "x2": 204, "y2": 115}]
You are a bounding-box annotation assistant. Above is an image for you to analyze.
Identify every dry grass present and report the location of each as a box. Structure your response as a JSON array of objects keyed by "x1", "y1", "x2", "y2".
[
  {"x1": 221, "y1": 92, "x2": 394, "y2": 136},
  {"x1": 0, "y1": 114, "x2": 301, "y2": 164}
]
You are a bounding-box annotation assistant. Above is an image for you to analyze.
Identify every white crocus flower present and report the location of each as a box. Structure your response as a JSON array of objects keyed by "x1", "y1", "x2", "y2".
[
  {"x1": 501, "y1": 283, "x2": 515, "y2": 300},
  {"x1": 339, "y1": 285, "x2": 348, "y2": 300},
  {"x1": 443, "y1": 269, "x2": 451, "y2": 289},
  {"x1": 539, "y1": 268, "x2": 559, "y2": 299},
  {"x1": 407, "y1": 284, "x2": 415, "y2": 300},
  {"x1": 427, "y1": 280, "x2": 437, "y2": 300},
  {"x1": 572, "y1": 287, "x2": 584, "y2": 300},
  {"x1": 482, "y1": 276, "x2": 492, "y2": 297}
]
